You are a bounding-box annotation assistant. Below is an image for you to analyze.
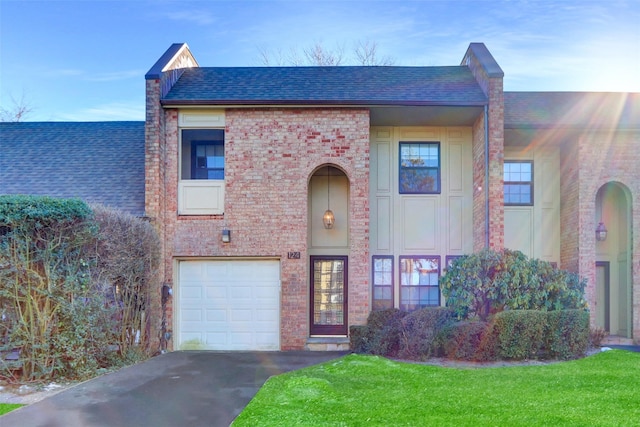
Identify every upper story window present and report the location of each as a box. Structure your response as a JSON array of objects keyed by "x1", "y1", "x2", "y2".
[
  {"x1": 179, "y1": 128, "x2": 225, "y2": 215},
  {"x1": 182, "y1": 129, "x2": 225, "y2": 180},
  {"x1": 504, "y1": 161, "x2": 533, "y2": 205},
  {"x1": 399, "y1": 142, "x2": 440, "y2": 194}
]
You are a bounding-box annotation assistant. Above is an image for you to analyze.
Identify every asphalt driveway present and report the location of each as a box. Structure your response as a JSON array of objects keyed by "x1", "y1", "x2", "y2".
[{"x1": 0, "y1": 351, "x2": 347, "y2": 427}]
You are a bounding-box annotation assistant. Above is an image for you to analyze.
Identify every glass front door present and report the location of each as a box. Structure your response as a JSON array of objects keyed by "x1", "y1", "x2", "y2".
[{"x1": 310, "y1": 256, "x2": 348, "y2": 335}]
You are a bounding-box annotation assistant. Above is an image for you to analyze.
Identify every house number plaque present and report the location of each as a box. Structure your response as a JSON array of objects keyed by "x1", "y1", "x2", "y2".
[{"x1": 287, "y1": 251, "x2": 301, "y2": 259}]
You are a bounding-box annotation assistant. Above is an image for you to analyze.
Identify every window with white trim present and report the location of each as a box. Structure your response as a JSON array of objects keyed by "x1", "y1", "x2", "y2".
[
  {"x1": 504, "y1": 161, "x2": 533, "y2": 205},
  {"x1": 178, "y1": 129, "x2": 225, "y2": 215}
]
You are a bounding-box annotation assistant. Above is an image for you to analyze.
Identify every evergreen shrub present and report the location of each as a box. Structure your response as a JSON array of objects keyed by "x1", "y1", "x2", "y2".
[
  {"x1": 492, "y1": 310, "x2": 547, "y2": 360},
  {"x1": 398, "y1": 307, "x2": 454, "y2": 360},
  {"x1": 543, "y1": 309, "x2": 589, "y2": 359}
]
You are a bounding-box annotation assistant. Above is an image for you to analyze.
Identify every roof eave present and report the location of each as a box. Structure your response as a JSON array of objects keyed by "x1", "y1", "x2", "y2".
[{"x1": 160, "y1": 99, "x2": 488, "y2": 108}]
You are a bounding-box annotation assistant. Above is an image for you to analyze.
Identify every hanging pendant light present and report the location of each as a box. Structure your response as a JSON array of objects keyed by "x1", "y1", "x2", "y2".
[
  {"x1": 596, "y1": 221, "x2": 607, "y2": 241},
  {"x1": 323, "y1": 167, "x2": 335, "y2": 229}
]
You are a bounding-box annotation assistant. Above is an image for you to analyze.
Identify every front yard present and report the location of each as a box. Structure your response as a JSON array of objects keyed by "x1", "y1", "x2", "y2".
[{"x1": 233, "y1": 350, "x2": 640, "y2": 426}]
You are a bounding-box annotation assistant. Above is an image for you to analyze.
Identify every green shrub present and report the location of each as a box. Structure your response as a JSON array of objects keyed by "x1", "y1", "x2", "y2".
[
  {"x1": 0, "y1": 195, "x2": 101, "y2": 380},
  {"x1": 441, "y1": 249, "x2": 587, "y2": 321},
  {"x1": 366, "y1": 309, "x2": 407, "y2": 356},
  {"x1": 398, "y1": 307, "x2": 454, "y2": 361},
  {"x1": 0, "y1": 196, "x2": 160, "y2": 382},
  {"x1": 443, "y1": 321, "x2": 491, "y2": 361},
  {"x1": 492, "y1": 310, "x2": 547, "y2": 360},
  {"x1": 349, "y1": 325, "x2": 369, "y2": 353},
  {"x1": 543, "y1": 310, "x2": 589, "y2": 359},
  {"x1": 350, "y1": 309, "x2": 407, "y2": 356}
]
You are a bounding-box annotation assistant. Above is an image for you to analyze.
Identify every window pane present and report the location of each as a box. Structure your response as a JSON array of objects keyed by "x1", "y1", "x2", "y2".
[
  {"x1": 372, "y1": 256, "x2": 393, "y2": 310},
  {"x1": 400, "y1": 256, "x2": 440, "y2": 311},
  {"x1": 504, "y1": 161, "x2": 533, "y2": 205},
  {"x1": 313, "y1": 259, "x2": 345, "y2": 326},
  {"x1": 399, "y1": 168, "x2": 438, "y2": 193},
  {"x1": 400, "y1": 142, "x2": 440, "y2": 194}
]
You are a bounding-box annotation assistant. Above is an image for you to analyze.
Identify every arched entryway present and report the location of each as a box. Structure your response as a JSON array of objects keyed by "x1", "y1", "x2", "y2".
[
  {"x1": 307, "y1": 165, "x2": 350, "y2": 336},
  {"x1": 595, "y1": 182, "x2": 633, "y2": 338}
]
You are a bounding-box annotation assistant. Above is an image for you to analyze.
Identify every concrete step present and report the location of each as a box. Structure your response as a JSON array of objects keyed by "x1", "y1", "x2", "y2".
[{"x1": 306, "y1": 336, "x2": 350, "y2": 351}]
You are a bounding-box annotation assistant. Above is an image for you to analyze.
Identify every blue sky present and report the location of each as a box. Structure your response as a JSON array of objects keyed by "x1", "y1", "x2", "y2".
[{"x1": 1, "y1": 0, "x2": 639, "y2": 122}]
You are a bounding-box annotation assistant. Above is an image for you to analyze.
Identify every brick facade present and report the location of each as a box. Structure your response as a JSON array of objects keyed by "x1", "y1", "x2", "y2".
[
  {"x1": 142, "y1": 43, "x2": 638, "y2": 349},
  {"x1": 464, "y1": 44, "x2": 505, "y2": 252},
  {"x1": 574, "y1": 131, "x2": 640, "y2": 341},
  {"x1": 149, "y1": 107, "x2": 370, "y2": 350}
]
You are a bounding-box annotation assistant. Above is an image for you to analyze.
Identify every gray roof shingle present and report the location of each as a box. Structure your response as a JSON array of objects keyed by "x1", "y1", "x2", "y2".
[
  {"x1": 163, "y1": 66, "x2": 488, "y2": 106},
  {"x1": 0, "y1": 121, "x2": 145, "y2": 215},
  {"x1": 505, "y1": 92, "x2": 640, "y2": 129}
]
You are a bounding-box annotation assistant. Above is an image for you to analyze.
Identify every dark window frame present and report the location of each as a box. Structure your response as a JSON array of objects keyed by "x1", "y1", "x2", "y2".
[
  {"x1": 310, "y1": 256, "x2": 348, "y2": 336},
  {"x1": 399, "y1": 255, "x2": 441, "y2": 311},
  {"x1": 372, "y1": 255, "x2": 394, "y2": 311},
  {"x1": 399, "y1": 142, "x2": 441, "y2": 194},
  {"x1": 504, "y1": 160, "x2": 533, "y2": 206}
]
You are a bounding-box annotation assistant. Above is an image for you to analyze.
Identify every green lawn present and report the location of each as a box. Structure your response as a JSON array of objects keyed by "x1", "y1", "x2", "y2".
[
  {"x1": 233, "y1": 350, "x2": 640, "y2": 426},
  {"x1": 0, "y1": 403, "x2": 23, "y2": 416}
]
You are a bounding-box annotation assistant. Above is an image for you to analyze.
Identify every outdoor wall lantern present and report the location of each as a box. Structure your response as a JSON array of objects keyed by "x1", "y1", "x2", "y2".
[
  {"x1": 596, "y1": 221, "x2": 608, "y2": 241},
  {"x1": 323, "y1": 167, "x2": 335, "y2": 229},
  {"x1": 222, "y1": 228, "x2": 231, "y2": 243}
]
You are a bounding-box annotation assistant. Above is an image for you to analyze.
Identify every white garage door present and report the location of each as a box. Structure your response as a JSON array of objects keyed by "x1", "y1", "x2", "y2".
[{"x1": 177, "y1": 260, "x2": 280, "y2": 350}]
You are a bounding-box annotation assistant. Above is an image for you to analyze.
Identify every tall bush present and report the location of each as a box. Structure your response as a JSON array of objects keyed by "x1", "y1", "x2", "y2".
[
  {"x1": 92, "y1": 205, "x2": 160, "y2": 354},
  {"x1": 440, "y1": 249, "x2": 587, "y2": 320},
  {"x1": 0, "y1": 196, "x2": 160, "y2": 381},
  {"x1": 0, "y1": 195, "x2": 106, "y2": 380}
]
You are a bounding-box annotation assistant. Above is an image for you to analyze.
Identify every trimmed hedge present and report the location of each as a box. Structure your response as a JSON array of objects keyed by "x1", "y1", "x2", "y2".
[
  {"x1": 398, "y1": 307, "x2": 454, "y2": 360},
  {"x1": 544, "y1": 309, "x2": 589, "y2": 360},
  {"x1": 352, "y1": 308, "x2": 590, "y2": 362},
  {"x1": 493, "y1": 310, "x2": 547, "y2": 360},
  {"x1": 443, "y1": 321, "x2": 495, "y2": 361},
  {"x1": 349, "y1": 309, "x2": 407, "y2": 356}
]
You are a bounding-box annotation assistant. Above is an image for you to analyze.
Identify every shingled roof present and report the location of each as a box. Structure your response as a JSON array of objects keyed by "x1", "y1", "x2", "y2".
[
  {"x1": 162, "y1": 66, "x2": 488, "y2": 106},
  {"x1": 0, "y1": 121, "x2": 145, "y2": 215},
  {"x1": 504, "y1": 92, "x2": 640, "y2": 129}
]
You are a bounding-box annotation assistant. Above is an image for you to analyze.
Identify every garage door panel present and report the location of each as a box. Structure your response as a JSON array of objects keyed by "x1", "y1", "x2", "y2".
[
  {"x1": 230, "y1": 309, "x2": 252, "y2": 322},
  {"x1": 181, "y1": 309, "x2": 202, "y2": 322},
  {"x1": 182, "y1": 332, "x2": 203, "y2": 342},
  {"x1": 180, "y1": 263, "x2": 206, "y2": 280},
  {"x1": 230, "y1": 286, "x2": 253, "y2": 300},
  {"x1": 206, "y1": 309, "x2": 226, "y2": 322},
  {"x1": 255, "y1": 309, "x2": 278, "y2": 322},
  {"x1": 181, "y1": 285, "x2": 202, "y2": 299},
  {"x1": 178, "y1": 260, "x2": 280, "y2": 351},
  {"x1": 205, "y1": 286, "x2": 227, "y2": 300}
]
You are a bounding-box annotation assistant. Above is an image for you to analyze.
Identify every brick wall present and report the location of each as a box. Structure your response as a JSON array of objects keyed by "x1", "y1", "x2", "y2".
[
  {"x1": 157, "y1": 108, "x2": 370, "y2": 350},
  {"x1": 144, "y1": 78, "x2": 165, "y2": 351},
  {"x1": 465, "y1": 45, "x2": 505, "y2": 252},
  {"x1": 575, "y1": 130, "x2": 640, "y2": 342}
]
